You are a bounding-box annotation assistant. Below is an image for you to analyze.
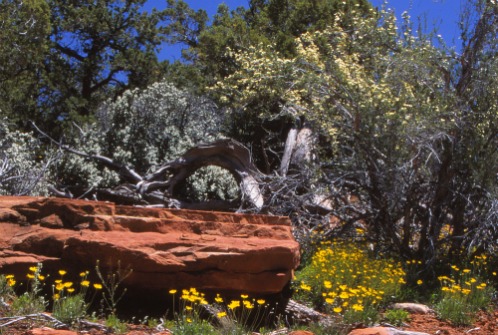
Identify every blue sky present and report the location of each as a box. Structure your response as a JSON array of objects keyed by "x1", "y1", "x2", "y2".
[{"x1": 148, "y1": 0, "x2": 463, "y2": 61}]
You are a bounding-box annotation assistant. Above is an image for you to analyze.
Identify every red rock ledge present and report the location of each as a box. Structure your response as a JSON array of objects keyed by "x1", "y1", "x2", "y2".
[{"x1": 0, "y1": 196, "x2": 300, "y2": 296}]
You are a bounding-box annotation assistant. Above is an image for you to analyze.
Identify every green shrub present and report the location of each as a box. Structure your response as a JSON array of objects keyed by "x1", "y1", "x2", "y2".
[
  {"x1": 9, "y1": 265, "x2": 47, "y2": 316},
  {"x1": 383, "y1": 309, "x2": 410, "y2": 327},
  {"x1": 0, "y1": 120, "x2": 53, "y2": 196},
  {"x1": 52, "y1": 293, "x2": 87, "y2": 325},
  {"x1": 105, "y1": 313, "x2": 128, "y2": 334},
  {"x1": 435, "y1": 256, "x2": 495, "y2": 326}
]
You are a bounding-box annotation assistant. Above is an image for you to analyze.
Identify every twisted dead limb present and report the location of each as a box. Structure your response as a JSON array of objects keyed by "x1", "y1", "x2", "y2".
[
  {"x1": 0, "y1": 313, "x2": 67, "y2": 329},
  {"x1": 33, "y1": 122, "x2": 264, "y2": 210}
]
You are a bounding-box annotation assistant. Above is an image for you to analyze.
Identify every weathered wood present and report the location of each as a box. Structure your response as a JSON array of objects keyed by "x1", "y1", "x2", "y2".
[
  {"x1": 280, "y1": 128, "x2": 298, "y2": 177},
  {"x1": 284, "y1": 299, "x2": 334, "y2": 326},
  {"x1": 293, "y1": 127, "x2": 313, "y2": 167},
  {"x1": 38, "y1": 130, "x2": 264, "y2": 210},
  {"x1": 139, "y1": 139, "x2": 264, "y2": 209}
]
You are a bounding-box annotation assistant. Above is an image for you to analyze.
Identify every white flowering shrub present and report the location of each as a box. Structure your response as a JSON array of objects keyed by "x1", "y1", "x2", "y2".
[
  {"x1": 58, "y1": 81, "x2": 238, "y2": 201},
  {"x1": 0, "y1": 119, "x2": 53, "y2": 195}
]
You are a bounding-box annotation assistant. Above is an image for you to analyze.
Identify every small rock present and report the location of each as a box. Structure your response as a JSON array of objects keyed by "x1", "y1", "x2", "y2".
[
  {"x1": 28, "y1": 327, "x2": 78, "y2": 335},
  {"x1": 348, "y1": 327, "x2": 395, "y2": 335},
  {"x1": 348, "y1": 327, "x2": 430, "y2": 335},
  {"x1": 289, "y1": 331, "x2": 315, "y2": 335},
  {"x1": 392, "y1": 303, "x2": 434, "y2": 314}
]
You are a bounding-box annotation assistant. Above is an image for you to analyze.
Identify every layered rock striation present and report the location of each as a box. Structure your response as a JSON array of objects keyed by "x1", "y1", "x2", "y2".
[{"x1": 0, "y1": 196, "x2": 300, "y2": 297}]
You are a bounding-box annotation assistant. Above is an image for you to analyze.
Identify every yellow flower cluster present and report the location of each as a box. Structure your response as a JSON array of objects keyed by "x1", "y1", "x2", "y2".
[
  {"x1": 169, "y1": 288, "x2": 267, "y2": 320},
  {"x1": 1, "y1": 265, "x2": 103, "y2": 304},
  {"x1": 180, "y1": 287, "x2": 208, "y2": 305},
  {"x1": 438, "y1": 256, "x2": 492, "y2": 298},
  {"x1": 5, "y1": 274, "x2": 16, "y2": 287},
  {"x1": 51, "y1": 268, "x2": 102, "y2": 300},
  {"x1": 295, "y1": 241, "x2": 406, "y2": 315}
]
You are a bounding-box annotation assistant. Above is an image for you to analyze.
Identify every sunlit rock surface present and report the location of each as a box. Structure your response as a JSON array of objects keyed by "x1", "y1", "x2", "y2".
[{"x1": 0, "y1": 196, "x2": 300, "y2": 297}]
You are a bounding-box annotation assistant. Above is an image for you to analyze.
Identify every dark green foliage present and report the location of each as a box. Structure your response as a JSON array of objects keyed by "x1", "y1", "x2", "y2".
[
  {"x1": 0, "y1": 0, "x2": 50, "y2": 127},
  {"x1": 42, "y1": 0, "x2": 169, "y2": 129}
]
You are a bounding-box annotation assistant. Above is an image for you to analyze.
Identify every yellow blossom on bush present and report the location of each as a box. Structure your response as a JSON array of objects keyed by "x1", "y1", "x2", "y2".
[
  {"x1": 294, "y1": 241, "x2": 407, "y2": 317},
  {"x1": 300, "y1": 282, "x2": 312, "y2": 291},
  {"x1": 352, "y1": 304, "x2": 364, "y2": 312}
]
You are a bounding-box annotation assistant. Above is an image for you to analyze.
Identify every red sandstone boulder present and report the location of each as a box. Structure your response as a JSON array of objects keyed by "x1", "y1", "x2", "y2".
[{"x1": 0, "y1": 196, "x2": 300, "y2": 297}]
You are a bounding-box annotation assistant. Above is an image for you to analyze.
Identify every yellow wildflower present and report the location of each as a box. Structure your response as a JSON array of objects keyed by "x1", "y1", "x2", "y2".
[
  {"x1": 352, "y1": 304, "x2": 364, "y2": 311},
  {"x1": 228, "y1": 300, "x2": 240, "y2": 310},
  {"x1": 339, "y1": 291, "x2": 350, "y2": 299},
  {"x1": 300, "y1": 282, "x2": 312, "y2": 291},
  {"x1": 243, "y1": 301, "x2": 254, "y2": 309}
]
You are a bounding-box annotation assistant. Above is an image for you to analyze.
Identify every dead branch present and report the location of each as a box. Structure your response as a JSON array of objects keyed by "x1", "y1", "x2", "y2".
[
  {"x1": 0, "y1": 313, "x2": 67, "y2": 329},
  {"x1": 33, "y1": 122, "x2": 265, "y2": 211}
]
